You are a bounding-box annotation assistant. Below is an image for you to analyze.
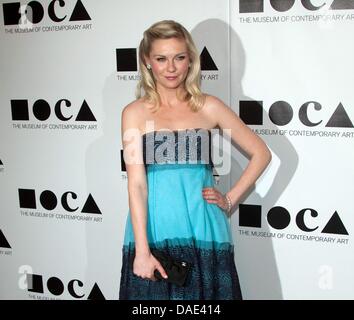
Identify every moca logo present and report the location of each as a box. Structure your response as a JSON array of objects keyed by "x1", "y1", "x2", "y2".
[
  {"x1": 11, "y1": 99, "x2": 96, "y2": 122},
  {"x1": 239, "y1": 0, "x2": 354, "y2": 13},
  {"x1": 2, "y1": 0, "x2": 91, "y2": 26},
  {"x1": 239, "y1": 100, "x2": 353, "y2": 128},
  {"x1": 0, "y1": 229, "x2": 11, "y2": 249},
  {"x1": 116, "y1": 46, "x2": 218, "y2": 72},
  {"x1": 239, "y1": 204, "x2": 349, "y2": 235},
  {"x1": 18, "y1": 189, "x2": 101, "y2": 214},
  {"x1": 24, "y1": 273, "x2": 105, "y2": 299}
]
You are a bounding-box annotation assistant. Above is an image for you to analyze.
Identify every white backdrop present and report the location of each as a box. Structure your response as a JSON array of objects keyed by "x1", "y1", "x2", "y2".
[{"x1": 0, "y1": 0, "x2": 353, "y2": 300}]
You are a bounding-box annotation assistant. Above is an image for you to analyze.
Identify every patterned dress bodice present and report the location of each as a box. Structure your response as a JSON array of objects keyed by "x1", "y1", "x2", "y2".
[{"x1": 142, "y1": 128, "x2": 214, "y2": 167}]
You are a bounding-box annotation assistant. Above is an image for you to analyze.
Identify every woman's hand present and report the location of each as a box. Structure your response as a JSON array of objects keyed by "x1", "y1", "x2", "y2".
[
  {"x1": 133, "y1": 252, "x2": 168, "y2": 281},
  {"x1": 202, "y1": 187, "x2": 232, "y2": 212}
]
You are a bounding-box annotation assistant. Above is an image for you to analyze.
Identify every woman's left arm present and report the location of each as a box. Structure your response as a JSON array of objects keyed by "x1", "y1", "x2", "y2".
[{"x1": 204, "y1": 95, "x2": 272, "y2": 209}]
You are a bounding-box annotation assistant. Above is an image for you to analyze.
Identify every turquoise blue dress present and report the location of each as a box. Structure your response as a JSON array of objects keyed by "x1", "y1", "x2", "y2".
[{"x1": 119, "y1": 128, "x2": 242, "y2": 300}]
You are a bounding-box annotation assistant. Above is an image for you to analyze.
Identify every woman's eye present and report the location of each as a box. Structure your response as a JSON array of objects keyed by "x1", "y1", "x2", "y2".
[
  {"x1": 157, "y1": 57, "x2": 165, "y2": 62},
  {"x1": 177, "y1": 56, "x2": 186, "y2": 60}
]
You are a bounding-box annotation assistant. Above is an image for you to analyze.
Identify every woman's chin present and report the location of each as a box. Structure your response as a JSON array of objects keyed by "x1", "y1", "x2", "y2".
[{"x1": 160, "y1": 81, "x2": 184, "y2": 90}]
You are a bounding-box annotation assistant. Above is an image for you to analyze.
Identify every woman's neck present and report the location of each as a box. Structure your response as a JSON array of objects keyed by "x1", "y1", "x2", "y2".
[{"x1": 156, "y1": 84, "x2": 187, "y2": 107}]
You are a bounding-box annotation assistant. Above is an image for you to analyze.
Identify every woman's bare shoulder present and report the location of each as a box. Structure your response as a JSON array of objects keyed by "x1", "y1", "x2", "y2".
[
  {"x1": 200, "y1": 94, "x2": 239, "y2": 129},
  {"x1": 200, "y1": 93, "x2": 229, "y2": 116},
  {"x1": 203, "y1": 93, "x2": 227, "y2": 108},
  {"x1": 121, "y1": 98, "x2": 151, "y2": 132},
  {"x1": 122, "y1": 98, "x2": 147, "y2": 115}
]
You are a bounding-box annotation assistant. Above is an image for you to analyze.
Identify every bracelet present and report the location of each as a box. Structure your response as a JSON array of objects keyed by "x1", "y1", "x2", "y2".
[{"x1": 224, "y1": 194, "x2": 232, "y2": 213}]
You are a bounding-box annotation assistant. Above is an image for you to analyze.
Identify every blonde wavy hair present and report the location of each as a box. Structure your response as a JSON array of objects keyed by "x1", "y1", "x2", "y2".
[{"x1": 136, "y1": 20, "x2": 205, "y2": 113}]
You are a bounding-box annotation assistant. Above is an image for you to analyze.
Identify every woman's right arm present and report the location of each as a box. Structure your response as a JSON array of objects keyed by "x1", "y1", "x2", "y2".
[{"x1": 121, "y1": 103, "x2": 167, "y2": 281}]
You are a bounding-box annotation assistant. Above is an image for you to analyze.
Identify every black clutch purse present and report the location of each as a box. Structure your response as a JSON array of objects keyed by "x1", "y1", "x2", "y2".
[{"x1": 150, "y1": 248, "x2": 192, "y2": 287}]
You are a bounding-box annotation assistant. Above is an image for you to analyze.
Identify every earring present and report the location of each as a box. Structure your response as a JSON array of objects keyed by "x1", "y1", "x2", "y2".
[{"x1": 147, "y1": 64, "x2": 151, "y2": 70}]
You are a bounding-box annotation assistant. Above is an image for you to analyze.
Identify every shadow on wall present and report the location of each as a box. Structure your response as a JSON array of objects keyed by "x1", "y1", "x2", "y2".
[{"x1": 191, "y1": 19, "x2": 299, "y2": 300}]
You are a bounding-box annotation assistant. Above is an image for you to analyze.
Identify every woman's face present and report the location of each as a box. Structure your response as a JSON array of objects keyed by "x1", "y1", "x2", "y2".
[{"x1": 146, "y1": 37, "x2": 191, "y2": 90}]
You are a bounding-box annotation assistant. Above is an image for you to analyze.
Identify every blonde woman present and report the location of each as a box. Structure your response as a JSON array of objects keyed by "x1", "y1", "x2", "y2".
[{"x1": 119, "y1": 20, "x2": 271, "y2": 300}]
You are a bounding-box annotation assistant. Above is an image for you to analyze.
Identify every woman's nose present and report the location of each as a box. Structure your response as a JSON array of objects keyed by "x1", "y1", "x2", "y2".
[{"x1": 167, "y1": 60, "x2": 176, "y2": 72}]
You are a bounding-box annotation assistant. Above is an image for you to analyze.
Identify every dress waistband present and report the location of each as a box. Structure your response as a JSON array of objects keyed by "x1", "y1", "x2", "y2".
[{"x1": 146, "y1": 163, "x2": 213, "y2": 171}]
